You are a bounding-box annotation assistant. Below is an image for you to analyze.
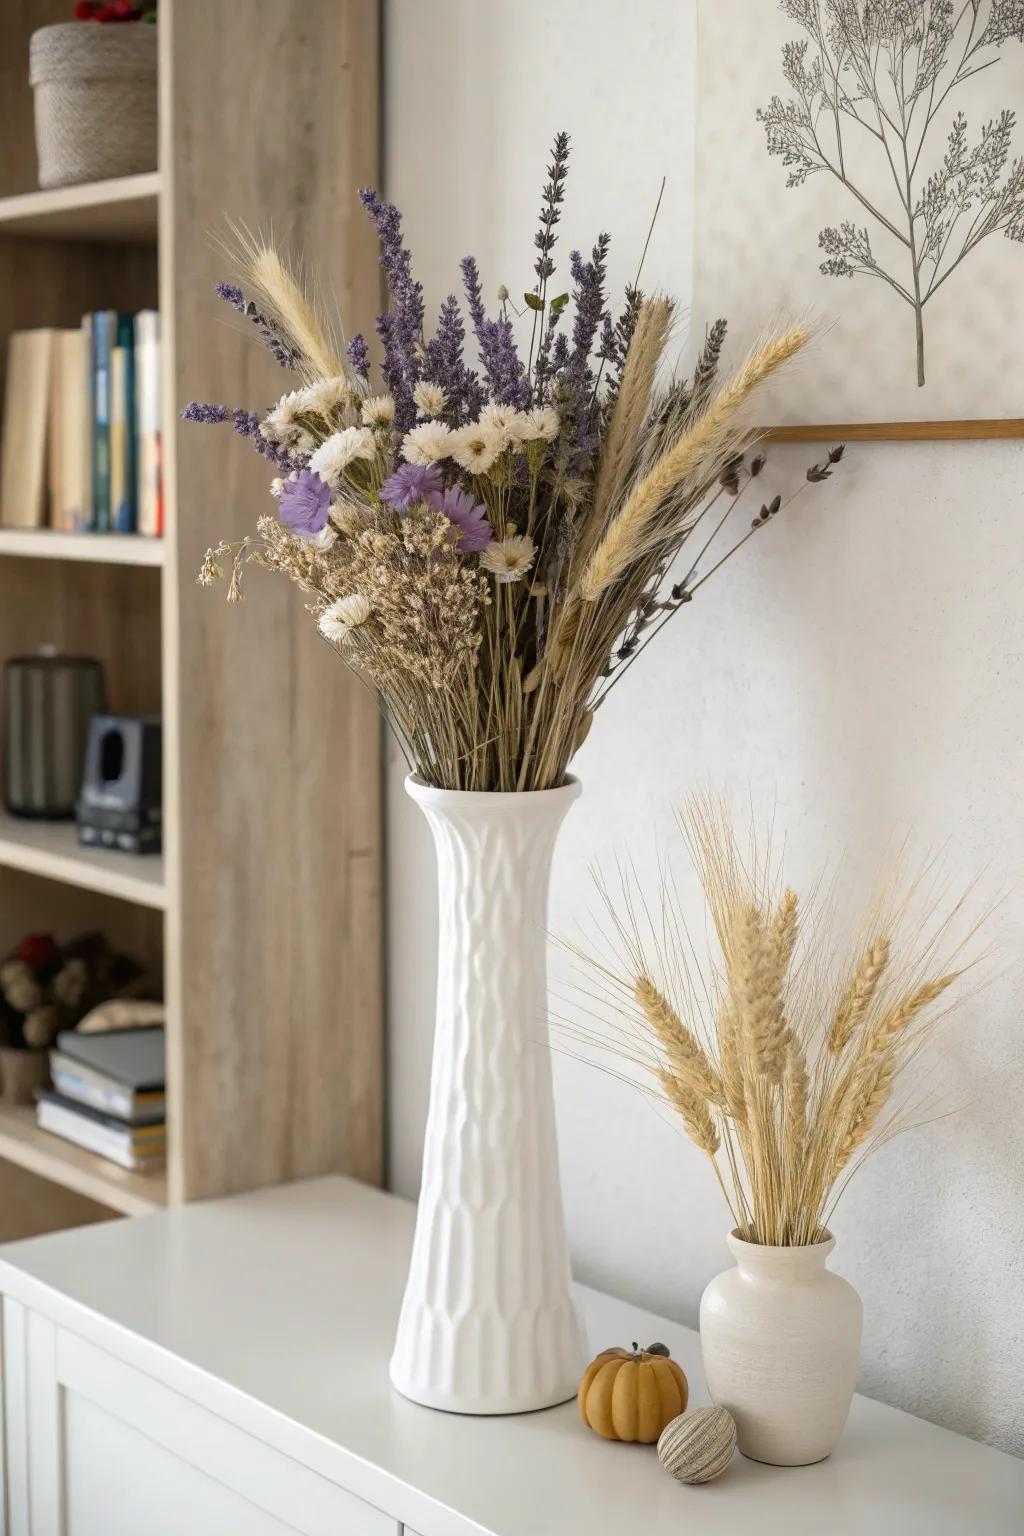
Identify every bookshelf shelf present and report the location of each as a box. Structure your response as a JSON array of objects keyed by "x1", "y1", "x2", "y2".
[
  {"x1": 0, "y1": 812, "x2": 165, "y2": 910},
  {"x1": 0, "y1": 1102, "x2": 165, "y2": 1217},
  {"x1": 0, "y1": 172, "x2": 160, "y2": 244},
  {"x1": 0, "y1": 529, "x2": 163, "y2": 565}
]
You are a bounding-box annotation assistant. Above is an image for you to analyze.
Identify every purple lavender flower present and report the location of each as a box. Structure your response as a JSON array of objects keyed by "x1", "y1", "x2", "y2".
[
  {"x1": 278, "y1": 470, "x2": 331, "y2": 536},
  {"x1": 182, "y1": 401, "x2": 230, "y2": 424},
  {"x1": 460, "y1": 256, "x2": 531, "y2": 409},
  {"x1": 346, "y1": 333, "x2": 371, "y2": 381},
  {"x1": 428, "y1": 484, "x2": 492, "y2": 553},
  {"x1": 182, "y1": 401, "x2": 301, "y2": 471},
  {"x1": 214, "y1": 282, "x2": 298, "y2": 369},
  {"x1": 560, "y1": 234, "x2": 611, "y2": 472},
  {"x1": 380, "y1": 461, "x2": 443, "y2": 512},
  {"x1": 230, "y1": 408, "x2": 303, "y2": 472},
  {"x1": 598, "y1": 284, "x2": 643, "y2": 406},
  {"x1": 423, "y1": 295, "x2": 486, "y2": 425},
  {"x1": 359, "y1": 188, "x2": 424, "y2": 431}
]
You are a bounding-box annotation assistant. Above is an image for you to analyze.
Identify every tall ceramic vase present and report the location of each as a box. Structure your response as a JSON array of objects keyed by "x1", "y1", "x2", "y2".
[
  {"x1": 699, "y1": 1231, "x2": 862, "y2": 1465},
  {"x1": 389, "y1": 775, "x2": 587, "y2": 1414}
]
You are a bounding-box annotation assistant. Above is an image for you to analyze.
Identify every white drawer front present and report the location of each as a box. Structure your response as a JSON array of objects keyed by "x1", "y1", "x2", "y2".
[
  {"x1": 66, "y1": 1394, "x2": 309, "y2": 1536},
  {"x1": 55, "y1": 1331, "x2": 398, "y2": 1536}
]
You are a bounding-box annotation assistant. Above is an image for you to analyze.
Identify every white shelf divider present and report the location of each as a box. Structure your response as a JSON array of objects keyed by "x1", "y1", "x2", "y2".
[
  {"x1": 0, "y1": 529, "x2": 164, "y2": 566},
  {"x1": 0, "y1": 812, "x2": 165, "y2": 910}
]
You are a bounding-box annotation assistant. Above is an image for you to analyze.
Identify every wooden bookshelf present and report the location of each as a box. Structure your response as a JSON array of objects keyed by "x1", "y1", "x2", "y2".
[
  {"x1": 0, "y1": 1102, "x2": 165, "y2": 1217},
  {"x1": 0, "y1": 171, "x2": 160, "y2": 244},
  {"x1": 0, "y1": 0, "x2": 384, "y2": 1236},
  {"x1": 0, "y1": 528, "x2": 164, "y2": 565}
]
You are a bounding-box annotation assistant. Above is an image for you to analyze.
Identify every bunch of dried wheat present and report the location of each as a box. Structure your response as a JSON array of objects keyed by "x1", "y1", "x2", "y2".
[{"x1": 565, "y1": 798, "x2": 985, "y2": 1245}]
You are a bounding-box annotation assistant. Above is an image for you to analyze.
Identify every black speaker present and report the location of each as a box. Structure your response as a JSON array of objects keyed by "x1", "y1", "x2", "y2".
[
  {"x1": 2, "y1": 652, "x2": 106, "y2": 818},
  {"x1": 76, "y1": 715, "x2": 162, "y2": 855}
]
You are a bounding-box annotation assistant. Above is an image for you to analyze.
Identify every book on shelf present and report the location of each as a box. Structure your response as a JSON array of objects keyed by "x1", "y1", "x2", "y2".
[
  {"x1": 49, "y1": 1049, "x2": 165, "y2": 1125},
  {"x1": 53, "y1": 1024, "x2": 165, "y2": 1094},
  {"x1": 0, "y1": 310, "x2": 161, "y2": 538},
  {"x1": 0, "y1": 328, "x2": 57, "y2": 529},
  {"x1": 37, "y1": 1025, "x2": 166, "y2": 1173},
  {"x1": 48, "y1": 329, "x2": 88, "y2": 531},
  {"x1": 36, "y1": 1091, "x2": 165, "y2": 1172},
  {"x1": 134, "y1": 310, "x2": 162, "y2": 537},
  {"x1": 91, "y1": 309, "x2": 115, "y2": 531}
]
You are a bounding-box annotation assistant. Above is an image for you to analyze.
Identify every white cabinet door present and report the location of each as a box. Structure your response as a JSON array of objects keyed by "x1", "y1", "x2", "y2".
[
  {"x1": 65, "y1": 1394, "x2": 315, "y2": 1536},
  {"x1": 9, "y1": 1316, "x2": 398, "y2": 1536}
]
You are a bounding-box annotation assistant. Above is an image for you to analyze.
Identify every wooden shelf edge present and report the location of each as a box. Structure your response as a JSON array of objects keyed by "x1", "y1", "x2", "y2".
[
  {"x1": 0, "y1": 529, "x2": 164, "y2": 566},
  {"x1": 0, "y1": 1103, "x2": 165, "y2": 1217},
  {"x1": 0, "y1": 815, "x2": 166, "y2": 911},
  {"x1": 0, "y1": 171, "x2": 161, "y2": 243}
]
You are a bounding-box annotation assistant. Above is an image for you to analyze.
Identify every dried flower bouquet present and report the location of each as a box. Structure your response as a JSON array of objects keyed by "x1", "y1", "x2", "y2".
[
  {"x1": 567, "y1": 799, "x2": 984, "y2": 1246},
  {"x1": 187, "y1": 134, "x2": 844, "y2": 792}
]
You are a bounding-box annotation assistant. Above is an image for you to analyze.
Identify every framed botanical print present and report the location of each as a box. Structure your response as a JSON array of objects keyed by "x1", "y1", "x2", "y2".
[{"x1": 694, "y1": 1, "x2": 1024, "y2": 438}]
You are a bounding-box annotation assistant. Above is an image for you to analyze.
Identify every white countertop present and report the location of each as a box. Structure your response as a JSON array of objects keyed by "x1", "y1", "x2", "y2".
[{"x1": 1, "y1": 1175, "x2": 1020, "y2": 1536}]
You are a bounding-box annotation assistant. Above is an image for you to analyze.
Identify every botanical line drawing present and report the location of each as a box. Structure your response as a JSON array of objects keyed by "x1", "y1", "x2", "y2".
[{"x1": 757, "y1": 1, "x2": 1024, "y2": 385}]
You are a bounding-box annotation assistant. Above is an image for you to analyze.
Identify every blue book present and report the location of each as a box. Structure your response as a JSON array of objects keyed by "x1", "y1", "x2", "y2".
[
  {"x1": 91, "y1": 310, "x2": 117, "y2": 532},
  {"x1": 112, "y1": 314, "x2": 137, "y2": 533}
]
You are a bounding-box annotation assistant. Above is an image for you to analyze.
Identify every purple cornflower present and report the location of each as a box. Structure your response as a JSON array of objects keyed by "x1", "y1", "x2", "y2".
[
  {"x1": 380, "y1": 461, "x2": 443, "y2": 512},
  {"x1": 428, "y1": 484, "x2": 492, "y2": 553},
  {"x1": 359, "y1": 188, "x2": 424, "y2": 431},
  {"x1": 182, "y1": 401, "x2": 230, "y2": 424},
  {"x1": 278, "y1": 470, "x2": 331, "y2": 536},
  {"x1": 346, "y1": 333, "x2": 371, "y2": 381},
  {"x1": 215, "y1": 282, "x2": 298, "y2": 369}
]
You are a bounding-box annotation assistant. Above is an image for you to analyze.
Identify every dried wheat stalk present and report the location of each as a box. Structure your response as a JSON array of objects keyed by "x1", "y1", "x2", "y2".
[{"x1": 568, "y1": 798, "x2": 984, "y2": 1246}]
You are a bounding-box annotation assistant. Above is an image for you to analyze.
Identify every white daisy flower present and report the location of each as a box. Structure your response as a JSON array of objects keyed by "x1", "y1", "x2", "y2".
[
  {"x1": 402, "y1": 421, "x2": 453, "y2": 465},
  {"x1": 294, "y1": 375, "x2": 355, "y2": 417},
  {"x1": 480, "y1": 534, "x2": 536, "y2": 583},
  {"x1": 309, "y1": 427, "x2": 377, "y2": 488},
  {"x1": 260, "y1": 389, "x2": 307, "y2": 447},
  {"x1": 517, "y1": 407, "x2": 560, "y2": 442},
  {"x1": 318, "y1": 594, "x2": 372, "y2": 644},
  {"x1": 413, "y1": 381, "x2": 448, "y2": 418},
  {"x1": 450, "y1": 420, "x2": 504, "y2": 474},
  {"x1": 479, "y1": 402, "x2": 520, "y2": 445},
  {"x1": 361, "y1": 394, "x2": 396, "y2": 427}
]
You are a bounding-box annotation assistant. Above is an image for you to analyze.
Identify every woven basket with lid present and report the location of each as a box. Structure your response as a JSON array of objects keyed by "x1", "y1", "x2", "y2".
[{"x1": 30, "y1": 22, "x2": 157, "y2": 189}]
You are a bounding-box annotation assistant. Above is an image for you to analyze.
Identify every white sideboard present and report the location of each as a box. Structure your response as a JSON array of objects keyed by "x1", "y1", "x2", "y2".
[{"x1": 1, "y1": 1175, "x2": 1021, "y2": 1535}]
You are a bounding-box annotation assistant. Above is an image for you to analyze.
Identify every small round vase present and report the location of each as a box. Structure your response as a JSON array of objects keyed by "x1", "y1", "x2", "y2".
[{"x1": 699, "y1": 1230, "x2": 862, "y2": 1466}]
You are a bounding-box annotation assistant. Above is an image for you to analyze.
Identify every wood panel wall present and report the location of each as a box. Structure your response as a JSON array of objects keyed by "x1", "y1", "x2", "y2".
[{"x1": 162, "y1": 0, "x2": 384, "y2": 1202}]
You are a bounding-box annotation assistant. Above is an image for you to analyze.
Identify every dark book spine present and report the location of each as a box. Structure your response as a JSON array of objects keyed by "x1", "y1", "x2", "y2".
[{"x1": 92, "y1": 311, "x2": 115, "y2": 532}]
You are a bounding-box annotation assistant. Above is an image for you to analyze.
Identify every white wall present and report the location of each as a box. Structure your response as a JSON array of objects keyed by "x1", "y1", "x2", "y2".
[{"x1": 383, "y1": 0, "x2": 1024, "y2": 1457}]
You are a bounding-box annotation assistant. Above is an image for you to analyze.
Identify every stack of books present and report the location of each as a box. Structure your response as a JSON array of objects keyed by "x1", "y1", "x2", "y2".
[
  {"x1": 37, "y1": 1025, "x2": 165, "y2": 1172},
  {"x1": 0, "y1": 310, "x2": 162, "y2": 537}
]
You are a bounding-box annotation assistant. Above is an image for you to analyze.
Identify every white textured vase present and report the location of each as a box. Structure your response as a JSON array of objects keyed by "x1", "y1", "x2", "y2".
[
  {"x1": 699, "y1": 1231, "x2": 862, "y2": 1465},
  {"x1": 389, "y1": 775, "x2": 587, "y2": 1414}
]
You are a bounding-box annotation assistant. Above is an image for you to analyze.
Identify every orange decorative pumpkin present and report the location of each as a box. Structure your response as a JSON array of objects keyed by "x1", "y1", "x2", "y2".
[{"x1": 578, "y1": 1341, "x2": 689, "y2": 1443}]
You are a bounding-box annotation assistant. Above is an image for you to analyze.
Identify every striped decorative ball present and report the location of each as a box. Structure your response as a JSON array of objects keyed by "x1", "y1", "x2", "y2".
[{"x1": 657, "y1": 1406, "x2": 737, "y2": 1485}]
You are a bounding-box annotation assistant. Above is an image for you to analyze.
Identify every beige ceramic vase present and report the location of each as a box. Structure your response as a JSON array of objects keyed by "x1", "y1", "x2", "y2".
[{"x1": 699, "y1": 1230, "x2": 862, "y2": 1466}]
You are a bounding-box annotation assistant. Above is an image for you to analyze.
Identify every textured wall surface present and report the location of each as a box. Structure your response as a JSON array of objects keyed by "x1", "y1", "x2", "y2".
[{"x1": 383, "y1": 0, "x2": 1024, "y2": 1456}]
